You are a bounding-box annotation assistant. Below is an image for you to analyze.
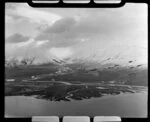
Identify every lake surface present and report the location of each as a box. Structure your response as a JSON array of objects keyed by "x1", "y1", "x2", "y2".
[{"x1": 5, "y1": 92, "x2": 147, "y2": 118}]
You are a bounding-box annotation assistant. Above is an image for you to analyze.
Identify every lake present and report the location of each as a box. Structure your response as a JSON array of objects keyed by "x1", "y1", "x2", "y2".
[{"x1": 5, "y1": 91, "x2": 147, "y2": 118}]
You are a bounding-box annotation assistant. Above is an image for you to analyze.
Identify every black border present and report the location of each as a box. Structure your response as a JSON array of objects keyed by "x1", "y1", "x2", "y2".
[
  {"x1": 28, "y1": 0, "x2": 126, "y2": 8},
  {"x1": 4, "y1": 0, "x2": 149, "y2": 7},
  {"x1": 3, "y1": 0, "x2": 149, "y2": 122}
]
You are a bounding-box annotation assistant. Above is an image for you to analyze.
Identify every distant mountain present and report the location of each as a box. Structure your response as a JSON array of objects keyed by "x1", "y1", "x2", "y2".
[
  {"x1": 71, "y1": 43, "x2": 146, "y2": 67},
  {"x1": 5, "y1": 42, "x2": 147, "y2": 86}
]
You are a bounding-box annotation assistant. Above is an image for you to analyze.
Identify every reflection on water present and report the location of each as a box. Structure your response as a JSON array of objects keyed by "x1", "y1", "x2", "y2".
[{"x1": 5, "y1": 92, "x2": 147, "y2": 118}]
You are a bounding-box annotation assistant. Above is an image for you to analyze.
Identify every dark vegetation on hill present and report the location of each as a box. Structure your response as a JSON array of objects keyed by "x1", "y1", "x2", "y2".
[
  {"x1": 5, "y1": 58, "x2": 148, "y2": 86},
  {"x1": 5, "y1": 81, "x2": 147, "y2": 101}
]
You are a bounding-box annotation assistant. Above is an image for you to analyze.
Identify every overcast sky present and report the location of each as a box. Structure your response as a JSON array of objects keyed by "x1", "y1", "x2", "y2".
[{"x1": 5, "y1": 3, "x2": 147, "y2": 63}]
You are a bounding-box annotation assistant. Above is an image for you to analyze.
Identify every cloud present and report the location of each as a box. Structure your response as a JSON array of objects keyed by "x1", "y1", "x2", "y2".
[
  {"x1": 35, "y1": 40, "x2": 49, "y2": 47},
  {"x1": 35, "y1": 5, "x2": 147, "y2": 49},
  {"x1": 36, "y1": 17, "x2": 77, "y2": 39},
  {"x1": 6, "y1": 3, "x2": 61, "y2": 26},
  {"x1": 5, "y1": 15, "x2": 14, "y2": 23},
  {"x1": 35, "y1": 15, "x2": 118, "y2": 47},
  {"x1": 6, "y1": 33, "x2": 30, "y2": 43},
  {"x1": 5, "y1": 38, "x2": 52, "y2": 63},
  {"x1": 5, "y1": 4, "x2": 147, "y2": 63},
  {"x1": 44, "y1": 18, "x2": 77, "y2": 34},
  {"x1": 48, "y1": 47, "x2": 73, "y2": 59},
  {"x1": 80, "y1": 38, "x2": 88, "y2": 42},
  {"x1": 35, "y1": 17, "x2": 81, "y2": 47}
]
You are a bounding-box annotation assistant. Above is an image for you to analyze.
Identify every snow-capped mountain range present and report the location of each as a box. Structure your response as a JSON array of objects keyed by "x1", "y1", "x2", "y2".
[{"x1": 6, "y1": 42, "x2": 147, "y2": 70}]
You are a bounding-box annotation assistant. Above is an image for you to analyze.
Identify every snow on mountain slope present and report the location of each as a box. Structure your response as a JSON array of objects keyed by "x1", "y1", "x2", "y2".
[
  {"x1": 5, "y1": 39, "x2": 147, "y2": 70},
  {"x1": 70, "y1": 42, "x2": 147, "y2": 69}
]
